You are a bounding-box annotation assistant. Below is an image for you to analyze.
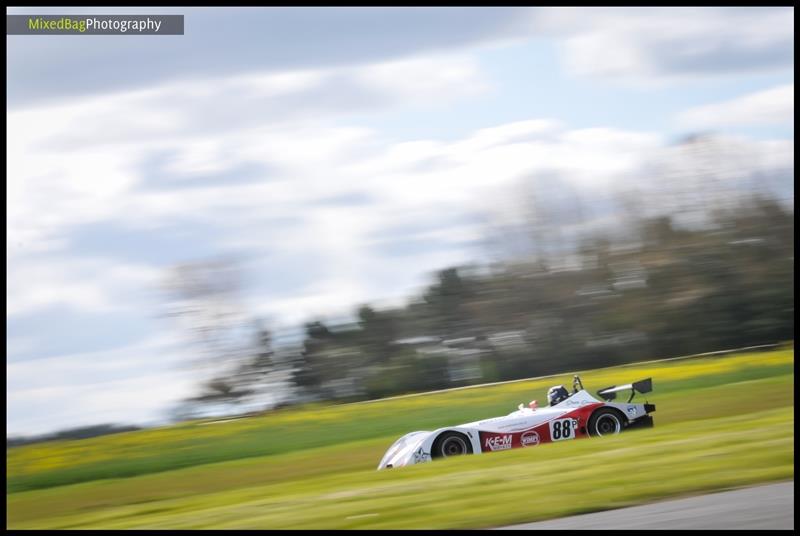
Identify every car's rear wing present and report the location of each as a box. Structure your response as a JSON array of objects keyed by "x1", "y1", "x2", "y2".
[{"x1": 596, "y1": 378, "x2": 653, "y2": 403}]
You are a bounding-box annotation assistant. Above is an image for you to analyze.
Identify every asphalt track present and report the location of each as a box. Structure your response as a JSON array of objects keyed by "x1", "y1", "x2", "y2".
[{"x1": 497, "y1": 481, "x2": 794, "y2": 530}]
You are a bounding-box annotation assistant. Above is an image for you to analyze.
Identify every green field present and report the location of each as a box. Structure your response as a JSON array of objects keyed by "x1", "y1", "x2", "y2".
[{"x1": 7, "y1": 346, "x2": 794, "y2": 529}]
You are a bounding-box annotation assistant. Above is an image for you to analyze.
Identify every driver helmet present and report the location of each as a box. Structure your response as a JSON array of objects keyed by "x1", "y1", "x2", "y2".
[{"x1": 547, "y1": 385, "x2": 570, "y2": 406}]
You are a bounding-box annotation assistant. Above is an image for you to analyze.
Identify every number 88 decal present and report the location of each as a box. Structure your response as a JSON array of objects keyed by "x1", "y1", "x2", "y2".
[{"x1": 550, "y1": 418, "x2": 578, "y2": 441}]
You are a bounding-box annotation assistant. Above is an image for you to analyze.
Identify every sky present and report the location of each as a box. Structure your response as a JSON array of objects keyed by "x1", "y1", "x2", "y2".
[{"x1": 6, "y1": 7, "x2": 794, "y2": 435}]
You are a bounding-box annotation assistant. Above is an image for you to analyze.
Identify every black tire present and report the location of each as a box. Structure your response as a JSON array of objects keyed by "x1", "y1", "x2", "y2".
[
  {"x1": 431, "y1": 432, "x2": 473, "y2": 459},
  {"x1": 588, "y1": 408, "x2": 625, "y2": 437}
]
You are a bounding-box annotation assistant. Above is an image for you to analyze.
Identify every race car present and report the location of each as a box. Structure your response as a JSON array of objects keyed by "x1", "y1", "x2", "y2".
[{"x1": 377, "y1": 375, "x2": 655, "y2": 470}]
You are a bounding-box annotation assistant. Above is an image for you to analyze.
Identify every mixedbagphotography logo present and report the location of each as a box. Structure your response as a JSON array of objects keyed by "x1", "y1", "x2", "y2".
[{"x1": 7, "y1": 14, "x2": 184, "y2": 35}]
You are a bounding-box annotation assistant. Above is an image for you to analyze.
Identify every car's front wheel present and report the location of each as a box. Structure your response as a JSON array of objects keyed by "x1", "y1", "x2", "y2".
[
  {"x1": 588, "y1": 408, "x2": 625, "y2": 437},
  {"x1": 432, "y1": 432, "x2": 473, "y2": 458}
]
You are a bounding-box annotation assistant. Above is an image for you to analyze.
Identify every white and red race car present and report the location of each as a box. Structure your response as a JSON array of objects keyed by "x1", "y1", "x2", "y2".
[{"x1": 377, "y1": 375, "x2": 655, "y2": 470}]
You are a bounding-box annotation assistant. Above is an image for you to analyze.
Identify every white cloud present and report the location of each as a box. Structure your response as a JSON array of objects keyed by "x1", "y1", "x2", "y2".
[
  {"x1": 7, "y1": 7, "x2": 528, "y2": 108},
  {"x1": 14, "y1": 86, "x2": 790, "y2": 323},
  {"x1": 676, "y1": 84, "x2": 794, "y2": 129},
  {"x1": 7, "y1": 53, "x2": 488, "y2": 262},
  {"x1": 9, "y1": 90, "x2": 791, "y2": 326},
  {"x1": 11, "y1": 54, "x2": 488, "y2": 154},
  {"x1": 7, "y1": 334, "x2": 195, "y2": 435},
  {"x1": 537, "y1": 7, "x2": 794, "y2": 84},
  {"x1": 357, "y1": 56, "x2": 490, "y2": 104},
  {"x1": 7, "y1": 256, "x2": 162, "y2": 317},
  {"x1": 7, "y1": 92, "x2": 665, "y2": 339}
]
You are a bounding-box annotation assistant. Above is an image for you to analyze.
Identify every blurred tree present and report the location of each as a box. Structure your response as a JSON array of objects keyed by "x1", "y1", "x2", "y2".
[
  {"x1": 162, "y1": 259, "x2": 288, "y2": 417},
  {"x1": 291, "y1": 320, "x2": 337, "y2": 399},
  {"x1": 423, "y1": 268, "x2": 477, "y2": 339},
  {"x1": 357, "y1": 305, "x2": 398, "y2": 363},
  {"x1": 162, "y1": 258, "x2": 249, "y2": 377},
  {"x1": 7, "y1": 424, "x2": 143, "y2": 448},
  {"x1": 164, "y1": 172, "x2": 793, "y2": 413},
  {"x1": 187, "y1": 377, "x2": 254, "y2": 407}
]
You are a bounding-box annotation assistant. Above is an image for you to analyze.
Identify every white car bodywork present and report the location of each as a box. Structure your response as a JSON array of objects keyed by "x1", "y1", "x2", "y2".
[{"x1": 377, "y1": 378, "x2": 655, "y2": 470}]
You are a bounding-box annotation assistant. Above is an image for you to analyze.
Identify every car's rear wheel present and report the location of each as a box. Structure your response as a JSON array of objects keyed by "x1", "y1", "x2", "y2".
[
  {"x1": 588, "y1": 408, "x2": 624, "y2": 437},
  {"x1": 432, "y1": 432, "x2": 473, "y2": 459}
]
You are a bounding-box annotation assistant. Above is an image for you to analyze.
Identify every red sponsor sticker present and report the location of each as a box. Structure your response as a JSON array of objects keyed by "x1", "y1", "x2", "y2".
[{"x1": 520, "y1": 430, "x2": 540, "y2": 447}]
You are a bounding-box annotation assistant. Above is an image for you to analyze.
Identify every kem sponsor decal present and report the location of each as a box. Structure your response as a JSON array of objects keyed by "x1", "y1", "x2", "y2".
[{"x1": 484, "y1": 434, "x2": 512, "y2": 451}]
